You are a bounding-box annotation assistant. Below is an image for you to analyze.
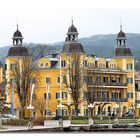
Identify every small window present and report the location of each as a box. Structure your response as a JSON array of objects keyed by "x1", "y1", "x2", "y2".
[
  {"x1": 61, "y1": 61, "x2": 66, "y2": 67},
  {"x1": 83, "y1": 60, "x2": 87, "y2": 67},
  {"x1": 62, "y1": 92, "x2": 67, "y2": 99},
  {"x1": 10, "y1": 63, "x2": 17, "y2": 70},
  {"x1": 62, "y1": 109, "x2": 67, "y2": 116},
  {"x1": 110, "y1": 64, "x2": 116, "y2": 69},
  {"x1": 44, "y1": 93, "x2": 51, "y2": 99},
  {"x1": 99, "y1": 63, "x2": 105, "y2": 68},
  {"x1": 45, "y1": 63, "x2": 49, "y2": 68},
  {"x1": 127, "y1": 92, "x2": 133, "y2": 98},
  {"x1": 46, "y1": 77, "x2": 50, "y2": 84},
  {"x1": 84, "y1": 109, "x2": 88, "y2": 116},
  {"x1": 86, "y1": 76, "x2": 92, "y2": 84},
  {"x1": 127, "y1": 78, "x2": 133, "y2": 84},
  {"x1": 56, "y1": 92, "x2": 60, "y2": 99},
  {"x1": 103, "y1": 76, "x2": 108, "y2": 83},
  {"x1": 45, "y1": 109, "x2": 51, "y2": 116},
  {"x1": 40, "y1": 63, "x2": 44, "y2": 68},
  {"x1": 56, "y1": 109, "x2": 60, "y2": 116},
  {"x1": 96, "y1": 76, "x2": 102, "y2": 83},
  {"x1": 57, "y1": 76, "x2": 60, "y2": 83},
  {"x1": 5, "y1": 64, "x2": 7, "y2": 71},
  {"x1": 127, "y1": 63, "x2": 133, "y2": 70},
  {"x1": 63, "y1": 75, "x2": 67, "y2": 84}
]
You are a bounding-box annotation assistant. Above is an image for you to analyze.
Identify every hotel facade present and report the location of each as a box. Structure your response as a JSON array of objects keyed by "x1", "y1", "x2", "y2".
[{"x1": 4, "y1": 22, "x2": 137, "y2": 118}]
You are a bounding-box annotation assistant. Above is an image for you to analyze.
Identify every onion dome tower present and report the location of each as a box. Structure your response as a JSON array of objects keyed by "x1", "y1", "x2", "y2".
[
  {"x1": 61, "y1": 20, "x2": 85, "y2": 54},
  {"x1": 114, "y1": 25, "x2": 132, "y2": 57},
  {"x1": 7, "y1": 25, "x2": 29, "y2": 57}
]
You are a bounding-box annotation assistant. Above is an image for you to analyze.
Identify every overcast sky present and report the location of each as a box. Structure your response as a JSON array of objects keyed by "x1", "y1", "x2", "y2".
[{"x1": 0, "y1": 0, "x2": 140, "y2": 47}]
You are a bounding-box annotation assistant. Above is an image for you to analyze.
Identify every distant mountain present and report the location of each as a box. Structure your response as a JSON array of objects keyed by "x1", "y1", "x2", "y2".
[{"x1": 0, "y1": 33, "x2": 140, "y2": 63}]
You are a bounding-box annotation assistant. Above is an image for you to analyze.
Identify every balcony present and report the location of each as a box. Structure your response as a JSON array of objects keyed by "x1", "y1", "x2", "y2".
[
  {"x1": 135, "y1": 100, "x2": 140, "y2": 103},
  {"x1": 87, "y1": 82, "x2": 127, "y2": 87},
  {"x1": 94, "y1": 98, "x2": 128, "y2": 102},
  {"x1": 110, "y1": 98, "x2": 128, "y2": 102},
  {"x1": 135, "y1": 88, "x2": 140, "y2": 92}
]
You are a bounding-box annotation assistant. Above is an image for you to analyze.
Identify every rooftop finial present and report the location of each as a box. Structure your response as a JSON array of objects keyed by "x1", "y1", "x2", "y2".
[
  {"x1": 71, "y1": 19, "x2": 73, "y2": 25},
  {"x1": 120, "y1": 17, "x2": 122, "y2": 31},
  {"x1": 16, "y1": 16, "x2": 18, "y2": 30},
  {"x1": 120, "y1": 25, "x2": 122, "y2": 31},
  {"x1": 71, "y1": 12, "x2": 73, "y2": 25},
  {"x1": 17, "y1": 24, "x2": 18, "y2": 30}
]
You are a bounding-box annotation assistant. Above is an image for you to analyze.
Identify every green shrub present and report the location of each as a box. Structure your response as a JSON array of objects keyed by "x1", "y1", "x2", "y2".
[
  {"x1": 71, "y1": 116, "x2": 88, "y2": 120},
  {"x1": 3, "y1": 119, "x2": 28, "y2": 126},
  {"x1": 71, "y1": 119, "x2": 88, "y2": 124},
  {"x1": 3, "y1": 117, "x2": 54, "y2": 126},
  {"x1": 33, "y1": 117, "x2": 50, "y2": 126},
  {"x1": 61, "y1": 116, "x2": 69, "y2": 120}
]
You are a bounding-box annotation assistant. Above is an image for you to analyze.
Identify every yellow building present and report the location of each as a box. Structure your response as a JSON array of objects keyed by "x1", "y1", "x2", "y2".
[
  {"x1": 135, "y1": 71, "x2": 140, "y2": 117},
  {"x1": 5, "y1": 23, "x2": 135, "y2": 118},
  {"x1": 0, "y1": 64, "x2": 5, "y2": 100}
]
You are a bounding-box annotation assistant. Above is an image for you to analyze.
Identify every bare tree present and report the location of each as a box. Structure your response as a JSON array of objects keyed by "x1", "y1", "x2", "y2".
[
  {"x1": 0, "y1": 97, "x2": 10, "y2": 115},
  {"x1": 63, "y1": 53, "x2": 86, "y2": 117},
  {"x1": 7, "y1": 56, "x2": 39, "y2": 119},
  {"x1": 32, "y1": 97, "x2": 47, "y2": 117}
]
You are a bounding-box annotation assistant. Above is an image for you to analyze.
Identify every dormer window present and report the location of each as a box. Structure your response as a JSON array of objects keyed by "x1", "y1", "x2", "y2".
[
  {"x1": 61, "y1": 61, "x2": 66, "y2": 68},
  {"x1": 40, "y1": 63, "x2": 44, "y2": 68},
  {"x1": 110, "y1": 64, "x2": 116, "y2": 69},
  {"x1": 99, "y1": 63, "x2": 105, "y2": 68},
  {"x1": 45, "y1": 63, "x2": 49, "y2": 68}
]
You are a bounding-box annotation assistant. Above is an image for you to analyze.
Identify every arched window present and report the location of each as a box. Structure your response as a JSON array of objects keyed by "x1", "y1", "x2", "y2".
[
  {"x1": 45, "y1": 63, "x2": 49, "y2": 68},
  {"x1": 40, "y1": 63, "x2": 44, "y2": 68}
]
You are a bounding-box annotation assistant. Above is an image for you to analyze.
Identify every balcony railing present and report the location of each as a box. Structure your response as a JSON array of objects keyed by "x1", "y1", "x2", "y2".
[
  {"x1": 94, "y1": 98, "x2": 128, "y2": 102},
  {"x1": 135, "y1": 100, "x2": 140, "y2": 103},
  {"x1": 135, "y1": 89, "x2": 140, "y2": 92},
  {"x1": 87, "y1": 82, "x2": 127, "y2": 87}
]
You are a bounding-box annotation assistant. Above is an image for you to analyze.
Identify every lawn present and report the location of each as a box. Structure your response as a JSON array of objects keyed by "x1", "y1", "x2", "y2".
[
  {"x1": 71, "y1": 119, "x2": 138, "y2": 124},
  {"x1": 71, "y1": 119, "x2": 88, "y2": 124}
]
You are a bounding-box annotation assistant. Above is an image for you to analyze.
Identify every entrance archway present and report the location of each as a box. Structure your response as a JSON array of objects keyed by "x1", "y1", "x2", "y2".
[
  {"x1": 108, "y1": 106, "x2": 111, "y2": 116},
  {"x1": 122, "y1": 106, "x2": 127, "y2": 115},
  {"x1": 98, "y1": 106, "x2": 100, "y2": 115}
]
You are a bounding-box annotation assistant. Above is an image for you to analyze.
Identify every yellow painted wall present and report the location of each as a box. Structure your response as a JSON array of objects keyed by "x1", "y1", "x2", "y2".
[{"x1": 5, "y1": 53, "x2": 136, "y2": 117}]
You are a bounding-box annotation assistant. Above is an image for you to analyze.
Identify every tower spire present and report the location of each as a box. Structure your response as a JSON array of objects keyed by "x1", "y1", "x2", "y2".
[
  {"x1": 71, "y1": 18, "x2": 73, "y2": 25},
  {"x1": 120, "y1": 18, "x2": 122, "y2": 31},
  {"x1": 16, "y1": 17, "x2": 18, "y2": 30},
  {"x1": 17, "y1": 24, "x2": 18, "y2": 30},
  {"x1": 71, "y1": 13, "x2": 73, "y2": 25},
  {"x1": 120, "y1": 25, "x2": 122, "y2": 31}
]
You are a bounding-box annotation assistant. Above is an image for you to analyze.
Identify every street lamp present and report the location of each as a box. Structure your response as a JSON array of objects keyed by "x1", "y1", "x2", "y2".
[
  {"x1": 88, "y1": 103, "x2": 94, "y2": 118},
  {"x1": 57, "y1": 102, "x2": 64, "y2": 127},
  {"x1": 0, "y1": 112, "x2": 3, "y2": 129},
  {"x1": 115, "y1": 104, "x2": 119, "y2": 118},
  {"x1": 137, "y1": 104, "x2": 140, "y2": 125},
  {"x1": 137, "y1": 104, "x2": 140, "y2": 116},
  {"x1": 27, "y1": 104, "x2": 34, "y2": 129},
  {"x1": 114, "y1": 104, "x2": 119, "y2": 125},
  {"x1": 88, "y1": 103, "x2": 94, "y2": 125},
  {"x1": 27, "y1": 77, "x2": 35, "y2": 130}
]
